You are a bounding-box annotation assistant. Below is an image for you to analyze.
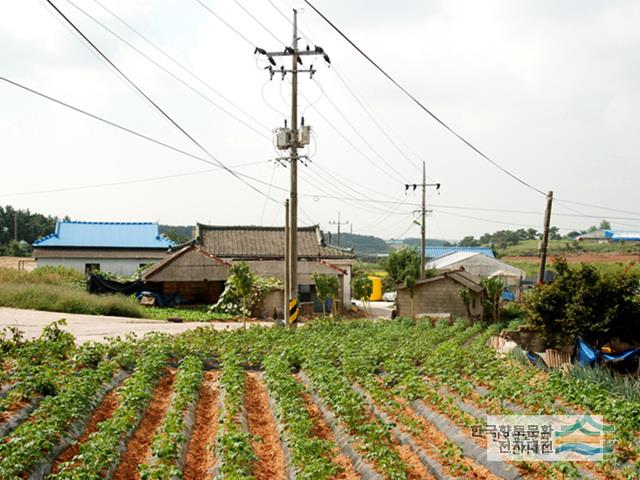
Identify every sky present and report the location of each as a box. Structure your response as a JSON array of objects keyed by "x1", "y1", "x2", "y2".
[{"x1": 2, "y1": 0, "x2": 640, "y2": 241}]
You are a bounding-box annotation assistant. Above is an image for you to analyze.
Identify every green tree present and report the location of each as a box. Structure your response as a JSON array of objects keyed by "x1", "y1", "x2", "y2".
[
  {"x1": 599, "y1": 219, "x2": 611, "y2": 230},
  {"x1": 312, "y1": 273, "x2": 339, "y2": 317},
  {"x1": 352, "y1": 275, "x2": 373, "y2": 317},
  {"x1": 228, "y1": 262, "x2": 253, "y2": 329},
  {"x1": 458, "y1": 288, "x2": 472, "y2": 318},
  {"x1": 382, "y1": 247, "x2": 420, "y2": 291},
  {"x1": 458, "y1": 236, "x2": 479, "y2": 247},
  {"x1": 480, "y1": 277, "x2": 503, "y2": 324},
  {"x1": 404, "y1": 275, "x2": 417, "y2": 319},
  {"x1": 524, "y1": 258, "x2": 640, "y2": 347}
]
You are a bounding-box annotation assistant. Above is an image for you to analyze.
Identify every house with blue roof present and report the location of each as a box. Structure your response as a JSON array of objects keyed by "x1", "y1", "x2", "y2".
[{"x1": 33, "y1": 220, "x2": 173, "y2": 276}]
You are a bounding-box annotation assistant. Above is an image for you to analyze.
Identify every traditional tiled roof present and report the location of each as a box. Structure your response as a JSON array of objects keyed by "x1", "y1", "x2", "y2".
[
  {"x1": 196, "y1": 224, "x2": 354, "y2": 259},
  {"x1": 33, "y1": 221, "x2": 173, "y2": 249}
]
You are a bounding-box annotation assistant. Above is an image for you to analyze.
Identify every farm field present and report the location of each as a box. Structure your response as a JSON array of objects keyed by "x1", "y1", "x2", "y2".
[{"x1": 1, "y1": 319, "x2": 638, "y2": 480}]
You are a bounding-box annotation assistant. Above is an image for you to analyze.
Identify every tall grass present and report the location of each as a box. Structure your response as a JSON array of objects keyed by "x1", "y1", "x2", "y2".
[
  {"x1": 0, "y1": 283, "x2": 143, "y2": 318},
  {"x1": 0, "y1": 266, "x2": 85, "y2": 285}
]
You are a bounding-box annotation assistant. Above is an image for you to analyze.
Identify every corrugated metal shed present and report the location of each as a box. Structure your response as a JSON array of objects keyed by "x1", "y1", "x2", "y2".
[
  {"x1": 425, "y1": 246, "x2": 494, "y2": 259},
  {"x1": 33, "y1": 221, "x2": 174, "y2": 249}
]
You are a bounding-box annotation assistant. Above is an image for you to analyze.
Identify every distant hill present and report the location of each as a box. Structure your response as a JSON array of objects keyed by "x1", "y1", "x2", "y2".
[
  {"x1": 159, "y1": 225, "x2": 194, "y2": 244},
  {"x1": 402, "y1": 238, "x2": 451, "y2": 248},
  {"x1": 325, "y1": 233, "x2": 452, "y2": 257},
  {"x1": 326, "y1": 233, "x2": 389, "y2": 255}
]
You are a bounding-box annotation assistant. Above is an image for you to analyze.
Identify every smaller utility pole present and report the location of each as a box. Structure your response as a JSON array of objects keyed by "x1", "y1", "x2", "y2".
[
  {"x1": 284, "y1": 199, "x2": 290, "y2": 323},
  {"x1": 329, "y1": 212, "x2": 349, "y2": 246},
  {"x1": 405, "y1": 162, "x2": 440, "y2": 279},
  {"x1": 537, "y1": 190, "x2": 554, "y2": 284}
]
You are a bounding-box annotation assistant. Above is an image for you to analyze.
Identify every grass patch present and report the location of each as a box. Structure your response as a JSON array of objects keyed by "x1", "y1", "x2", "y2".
[
  {"x1": 142, "y1": 306, "x2": 236, "y2": 322},
  {"x1": 498, "y1": 239, "x2": 640, "y2": 257},
  {"x1": 0, "y1": 266, "x2": 85, "y2": 286},
  {"x1": 0, "y1": 283, "x2": 143, "y2": 318}
]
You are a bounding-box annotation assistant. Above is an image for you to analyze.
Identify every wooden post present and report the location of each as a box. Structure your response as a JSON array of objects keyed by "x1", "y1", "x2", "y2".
[{"x1": 537, "y1": 191, "x2": 554, "y2": 284}]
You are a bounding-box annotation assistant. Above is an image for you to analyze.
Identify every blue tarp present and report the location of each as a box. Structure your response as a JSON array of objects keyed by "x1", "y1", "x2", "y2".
[{"x1": 575, "y1": 337, "x2": 640, "y2": 367}]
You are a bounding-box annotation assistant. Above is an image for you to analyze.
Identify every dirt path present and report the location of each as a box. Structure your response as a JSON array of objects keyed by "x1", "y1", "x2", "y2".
[
  {"x1": 50, "y1": 389, "x2": 120, "y2": 473},
  {"x1": 112, "y1": 369, "x2": 176, "y2": 480},
  {"x1": 0, "y1": 307, "x2": 272, "y2": 343},
  {"x1": 244, "y1": 373, "x2": 286, "y2": 480},
  {"x1": 183, "y1": 371, "x2": 220, "y2": 480},
  {"x1": 300, "y1": 391, "x2": 360, "y2": 480}
]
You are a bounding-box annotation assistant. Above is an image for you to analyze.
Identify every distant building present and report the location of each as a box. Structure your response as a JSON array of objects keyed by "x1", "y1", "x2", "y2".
[
  {"x1": 395, "y1": 269, "x2": 484, "y2": 321},
  {"x1": 425, "y1": 246, "x2": 495, "y2": 260},
  {"x1": 577, "y1": 229, "x2": 640, "y2": 243},
  {"x1": 427, "y1": 252, "x2": 526, "y2": 298},
  {"x1": 33, "y1": 220, "x2": 173, "y2": 276}
]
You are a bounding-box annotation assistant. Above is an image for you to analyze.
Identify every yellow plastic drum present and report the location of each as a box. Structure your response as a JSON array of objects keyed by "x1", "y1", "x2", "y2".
[{"x1": 369, "y1": 276, "x2": 383, "y2": 301}]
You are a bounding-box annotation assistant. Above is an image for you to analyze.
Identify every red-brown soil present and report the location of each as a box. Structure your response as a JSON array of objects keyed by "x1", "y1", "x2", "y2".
[
  {"x1": 183, "y1": 371, "x2": 220, "y2": 480},
  {"x1": 504, "y1": 253, "x2": 640, "y2": 264},
  {"x1": 244, "y1": 373, "x2": 286, "y2": 480},
  {"x1": 300, "y1": 391, "x2": 359, "y2": 480},
  {"x1": 112, "y1": 369, "x2": 176, "y2": 480},
  {"x1": 0, "y1": 398, "x2": 32, "y2": 425},
  {"x1": 50, "y1": 389, "x2": 119, "y2": 473}
]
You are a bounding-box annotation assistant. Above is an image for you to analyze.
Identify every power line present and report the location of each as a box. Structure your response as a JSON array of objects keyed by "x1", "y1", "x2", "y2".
[
  {"x1": 194, "y1": 0, "x2": 255, "y2": 48},
  {"x1": 63, "y1": 0, "x2": 270, "y2": 141},
  {"x1": 303, "y1": 0, "x2": 546, "y2": 197},
  {"x1": 90, "y1": 0, "x2": 272, "y2": 135},
  {"x1": 0, "y1": 162, "x2": 264, "y2": 198},
  {"x1": 0, "y1": 75, "x2": 282, "y2": 199},
  {"x1": 44, "y1": 0, "x2": 279, "y2": 204},
  {"x1": 232, "y1": 0, "x2": 284, "y2": 47}
]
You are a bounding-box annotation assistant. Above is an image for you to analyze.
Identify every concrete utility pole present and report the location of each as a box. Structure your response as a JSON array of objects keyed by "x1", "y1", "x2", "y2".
[
  {"x1": 257, "y1": 10, "x2": 330, "y2": 319},
  {"x1": 537, "y1": 190, "x2": 554, "y2": 284},
  {"x1": 284, "y1": 199, "x2": 290, "y2": 322},
  {"x1": 405, "y1": 162, "x2": 440, "y2": 279},
  {"x1": 329, "y1": 212, "x2": 349, "y2": 246}
]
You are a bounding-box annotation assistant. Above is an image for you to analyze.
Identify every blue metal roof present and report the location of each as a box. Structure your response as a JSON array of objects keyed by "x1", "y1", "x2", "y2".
[
  {"x1": 33, "y1": 221, "x2": 174, "y2": 249},
  {"x1": 425, "y1": 246, "x2": 495, "y2": 259}
]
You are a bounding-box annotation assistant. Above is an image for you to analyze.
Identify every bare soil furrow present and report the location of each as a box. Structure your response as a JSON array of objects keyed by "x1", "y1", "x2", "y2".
[
  {"x1": 112, "y1": 369, "x2": 176, "y2": 480},
  {"x1": 300, "y1": 391, "x2": 360, "y2": 480},
  {"x1": 245, "y1": 372, "x2": 286, "y2": 480},
  {"x1": 50, "y1": 389, "x2": 119, "y2": 474},
  {"x1": 183, "y1": 370, "x2": 220, "y2": 480}
]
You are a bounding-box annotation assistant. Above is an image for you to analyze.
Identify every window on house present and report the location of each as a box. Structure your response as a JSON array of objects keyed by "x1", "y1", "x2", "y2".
[{"x1": 85, "y1": 263, "x2": 100, "y2": 274}]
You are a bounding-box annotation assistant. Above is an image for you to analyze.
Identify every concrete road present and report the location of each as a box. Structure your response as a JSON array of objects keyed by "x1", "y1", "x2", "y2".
[
  {"x1": 0, "y1": 307, "x2": 272, "y2": 343},
  {"x1": 351, "y1": 301, "x2": 395, "y2": 319}
]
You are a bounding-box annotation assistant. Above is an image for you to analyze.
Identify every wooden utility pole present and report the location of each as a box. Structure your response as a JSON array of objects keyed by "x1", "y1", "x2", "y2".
[
  {"x1": 257, "y1": 10, "x2": 330, "y2": 319},
  {"x1": 405, "y1": 163, "x2": 440, "y2": 279},
  {"x1": 537, "y1": 190, "x2": 554, "y2": 284},
  {"x1": 420, "y1": 162, "x2": 426, "y2": 278},
  {"x1": 329, "y1": 211, "x2": 349, "y2": 246},
  {"x1": 289, "y1": 11, "x2": 299, "y2": 309},
  {"x1": 284, "y1": 199, "x2": 290, "y2": 323}
]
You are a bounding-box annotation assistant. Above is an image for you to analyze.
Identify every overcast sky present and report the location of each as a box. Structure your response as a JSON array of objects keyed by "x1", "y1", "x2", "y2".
[{"x1": 2, "y1": 0, "x2": 639, "y2": 241}]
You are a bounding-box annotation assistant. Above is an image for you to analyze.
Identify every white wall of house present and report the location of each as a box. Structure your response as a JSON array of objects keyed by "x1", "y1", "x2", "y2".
[{"x1": 36, "y1": 257, "x2": 159, "y2": 276}]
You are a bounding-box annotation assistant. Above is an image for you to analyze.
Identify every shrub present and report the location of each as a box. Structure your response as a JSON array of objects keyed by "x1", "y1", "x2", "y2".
[
  {"x1": 381, "y1": 247, "x2": 420, "y2": 291},
  {"x1": 0, "y1": 283, "x2": 143, "y2": 317},
  {"x1": 523, "y1": 257, "x2": 640, "y2": 348}
]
